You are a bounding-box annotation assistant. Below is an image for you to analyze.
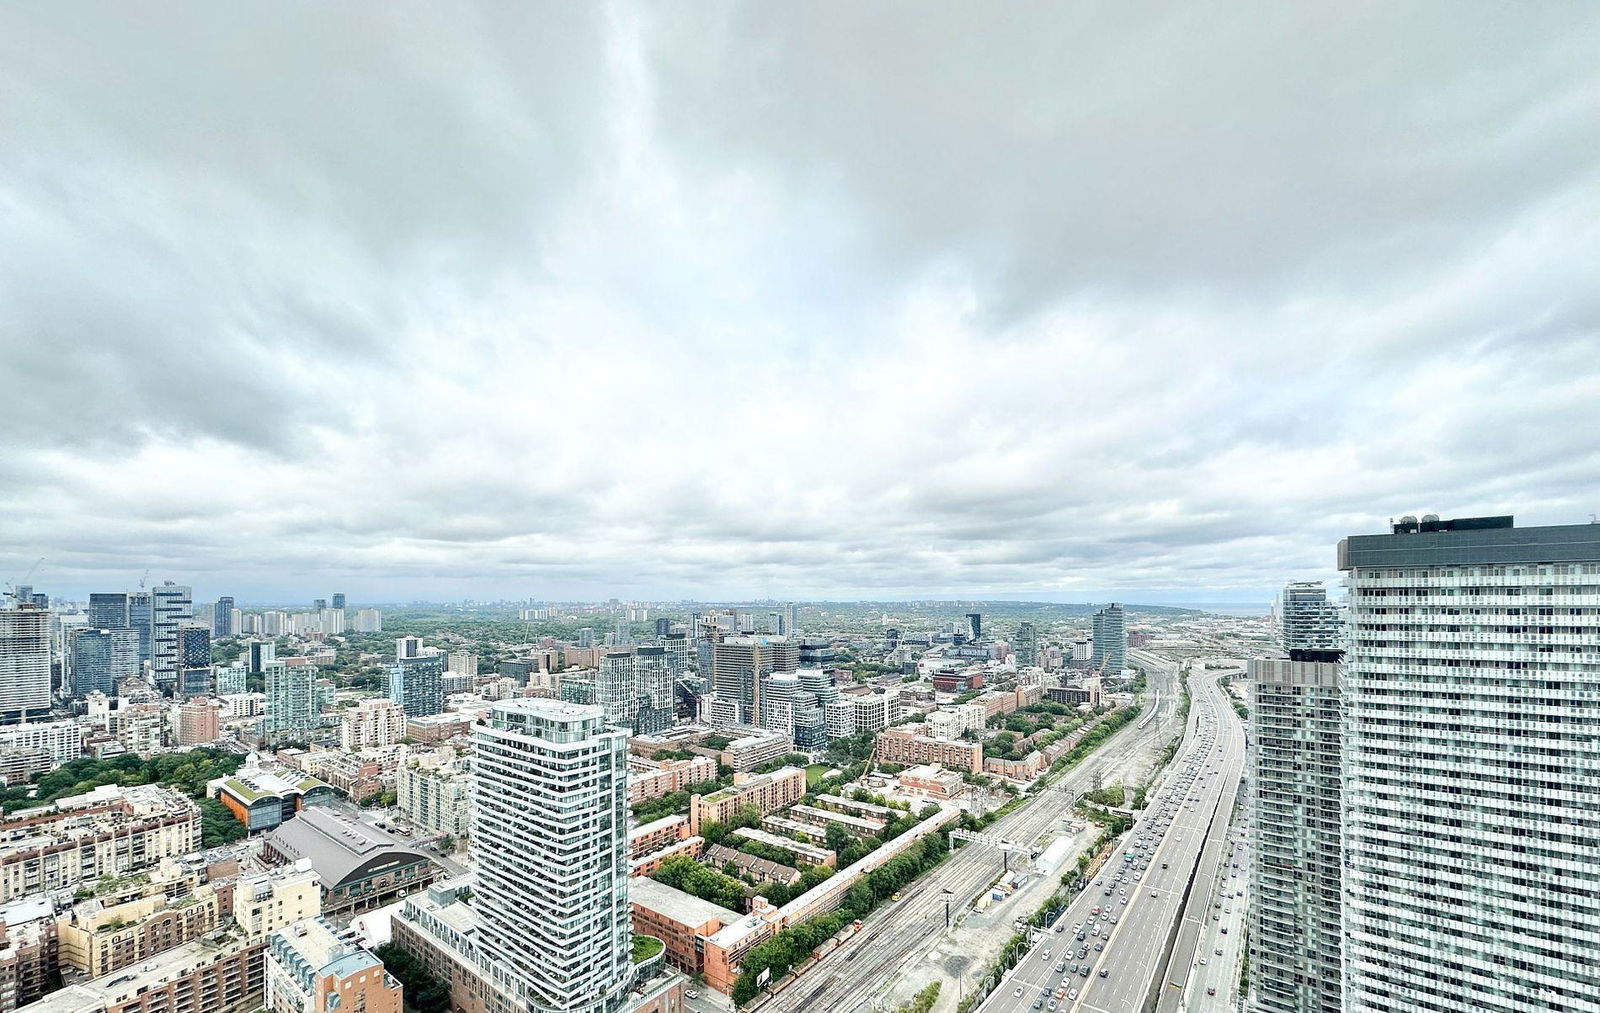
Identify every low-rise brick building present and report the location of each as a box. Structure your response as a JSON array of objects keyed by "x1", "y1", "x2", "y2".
[{"x1": 688, "y1": 767, "x2": 806, "y2": 835}]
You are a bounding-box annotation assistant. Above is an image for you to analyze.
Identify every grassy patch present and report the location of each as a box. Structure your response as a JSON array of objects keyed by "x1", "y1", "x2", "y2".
[{"x1": 632, "y1": 935, "x2": 664, "y2": 963}]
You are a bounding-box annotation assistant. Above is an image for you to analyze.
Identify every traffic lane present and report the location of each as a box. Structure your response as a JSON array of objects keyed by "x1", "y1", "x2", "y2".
[
  {"x1": 1155, "y1": 722, "x2": 1245, "y2": 1008},
  {"x1": 1107, "y1": 688, "x2": 1241, "y2": 1004},
  {"x1": 1206, "y1": 844, "x2": 1249, "y2": 989},
  {"x1": 1179, "y1": 804, "x2": 1246, "y2": 1004},
  {"x1": 1076, "y1": 786, "x2": 1221, "y2": 1008},
  {"x1": 987, "y1": 803, "x2": 1200, "y2": 1013},
  {"x1": 1067, "y1": 736, "x2": 1228, "y2": 1005}
]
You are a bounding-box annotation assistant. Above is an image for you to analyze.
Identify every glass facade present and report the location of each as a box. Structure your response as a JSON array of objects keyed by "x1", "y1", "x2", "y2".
[
  {"x1": 472, "y1": 699, "x2": 632, "y2": 1013},
  {"x1": 1339, "y1": 522, "x2": 1600, "y2": 1013}
]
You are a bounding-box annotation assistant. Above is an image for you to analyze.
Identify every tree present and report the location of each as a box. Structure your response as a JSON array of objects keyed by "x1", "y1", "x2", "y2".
[
  {"x1": 375, "y1": 944, "x2": 451, "y2": 1013},
  {"x1": 199, "y1": 798, "x2": 246, "y2": 847},
  {"x1": 650, "y1": 855, "x2": 746, "y2": 911}
]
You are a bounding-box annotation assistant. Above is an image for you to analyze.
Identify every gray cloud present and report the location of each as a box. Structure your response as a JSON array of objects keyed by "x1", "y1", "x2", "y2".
[{"x1": 1, "y1": 2, "x2": 1597, "y2": 606}]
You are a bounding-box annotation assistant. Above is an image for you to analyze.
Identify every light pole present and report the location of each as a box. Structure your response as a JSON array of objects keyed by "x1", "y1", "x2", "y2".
[{"x1": 943, "y1": 888, "x2": 954, "y2": 929}]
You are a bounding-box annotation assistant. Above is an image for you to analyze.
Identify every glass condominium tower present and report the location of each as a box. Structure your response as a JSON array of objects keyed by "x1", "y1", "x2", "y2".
[
  {"x1": 472, "y1": 698, "x2": 632, "y2": 1013},
  {"x1": 1249, "y1": 580, "x2": 1343, "y2": 1013},
  {"x1": 1337, "y1": 515, "x2": 1600, "y2": 1013}
]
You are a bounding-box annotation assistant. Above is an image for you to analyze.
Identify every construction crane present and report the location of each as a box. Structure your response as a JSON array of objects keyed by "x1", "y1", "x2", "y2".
[
  {"x1": 138, "y1": 569, "x2": 150, "y2": 590},
  {"x1": 4, "y1": 557, "x2": 44, "y2": 603}
]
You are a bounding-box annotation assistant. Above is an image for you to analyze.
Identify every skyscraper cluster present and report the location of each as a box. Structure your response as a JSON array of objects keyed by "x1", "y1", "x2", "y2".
[{"x1": 1252, "y1": 515, "x2": 1600, "y2": 1013}]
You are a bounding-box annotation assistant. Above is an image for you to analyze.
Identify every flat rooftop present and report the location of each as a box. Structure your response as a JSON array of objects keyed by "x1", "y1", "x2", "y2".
[{"x1": 629, "y1": 876, "x2": 738, "y2": 928}]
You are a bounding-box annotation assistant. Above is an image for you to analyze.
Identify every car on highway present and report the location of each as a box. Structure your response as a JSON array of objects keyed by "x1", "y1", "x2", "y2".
[
  {"x1": 1098, "y1": 969, "x2": 1109, "y2": 978},
  {"x1": 1215, "y1": 948, "x2": 1223, "y2": 956}
]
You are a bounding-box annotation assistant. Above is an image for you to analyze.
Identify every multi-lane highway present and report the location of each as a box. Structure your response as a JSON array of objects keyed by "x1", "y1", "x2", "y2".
[
  {"x1": 980, "y1": 662, "x2": 1246, "y2": 1013},
  {"x1": 756, "y1": 657, "x2": 1185, "y2": 1013}
]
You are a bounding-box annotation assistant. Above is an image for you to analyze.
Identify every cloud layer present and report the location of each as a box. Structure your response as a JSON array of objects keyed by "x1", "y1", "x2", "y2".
[{"x1": 3, "y1": 2, "x2": 1598, "y2": 604}]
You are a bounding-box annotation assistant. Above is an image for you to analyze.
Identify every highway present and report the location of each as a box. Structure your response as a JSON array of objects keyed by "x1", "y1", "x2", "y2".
[
  {"x1": 979, "y1": 661, "x2": 1246, "y2": 1013},
  {"x1": 755, "y1": 657, "x2": 1184, "y2": 1013}
]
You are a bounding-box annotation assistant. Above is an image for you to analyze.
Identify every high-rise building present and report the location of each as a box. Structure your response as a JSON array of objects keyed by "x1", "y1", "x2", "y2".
[
  {"x1": 215, "y1": 665, "x2": 248, "y2": 696},
  {"x1": 1276, "y1": 581, "x2": 1342, "y2": 653},
  {"x1": 786, "y1": 602, "x2": 798, "y2": 639},
  {"x1": 1014, "y1": 621, "x2": 1038, "y2": 668},
  {"x1": 662, "y1": 631, "x2": 692, "y2": 680},
  {"x1": 1249, "y1": 581, "x2": 1344, "y2": 1013},
  {"x1": 0, "y1": 606, "x2": 52, "y2": 724},
  {"x1": 1337, "y1": 515, "x2": 1600, "y2": 1013},
  {"x1": 311, "y1": 598, "x2": 327, "y2": 612},
  {"x1": 248, "y1": 639, "x2": 276, "y2": 674},
  {"x1": 88, "y1": 592, "x2": 130, "y2": 631},
  {"x1": 654, "y1": 617, "x2": 672, "y2": 638},
  {"x1": 330, "y1": 593, "x2": 346, "y2": 612},
  {"x1": 341, "y1": 698, "x2": 408, "y2": 751},
  {"x1": 264, "y1": 661, "x2": 320, "y2": 743},
  {"x1": 179, "y1": 625, "x2": 211, "y2": 668},
  {"x1": 614, "y1": 615, "x2": 631, "y2": 647},
  {"x1": 711, "y1": 636, "x2": 798, "y2": 726},
  {"x1": 395, "y1": 636, "x2": 422, "y2": 660},
  {"x1": 759, "y1": 671, "x2": 799, "y2": 733},
  {"x1": 390, "y1": 655, "x2": 445, "y2": 717},
  {"x1": 150, "y1": 582, "x2": 193, "y2": 688},
  {"x1": 212, "y1": 596, "x2": 235, "y2": 637},
  {"x1": 595, "y1": 651, "x2": 636, "y2": 729},
  {"x1": 318, "y1": 608, "x2": 345, "y2": 635},
  {"x1": 965, "y1": 612, "x2": 983, "y2": 643},
  {"x1": 177, "y1": 697, "x2": 222, "y2": 746},
  {"x1": 1090, "y1": 602, "x2": 1126, "y2": 672},
  {"x1": 472, "y1": 699, "x2": 632, "y2": 1013},
  {"x1": 633, "y1": 645, "x2": 674, "y2": 734},
  {"x1": 591, "y1": 648, "x2": 674, "y2": 734},
  {"x1": 127, "y1": 591, "x2": 154, "y2": 666},
  {"x1": 353, "y1": 608, "x2": 382, "y2": 633},
  {"x1": 70, "y1": 628, "x2": 141, "y2": 698}
]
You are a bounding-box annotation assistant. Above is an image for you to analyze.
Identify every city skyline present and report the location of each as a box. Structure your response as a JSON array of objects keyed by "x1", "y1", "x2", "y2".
[{"x1": 3, "y1": 5, "x2": 1597, "y2": 603}]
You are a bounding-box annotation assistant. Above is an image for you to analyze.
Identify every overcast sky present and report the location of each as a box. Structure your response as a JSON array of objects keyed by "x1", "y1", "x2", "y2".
[{"x1": 3, "y1": 3, "x2": 1598, "y2": 608}]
